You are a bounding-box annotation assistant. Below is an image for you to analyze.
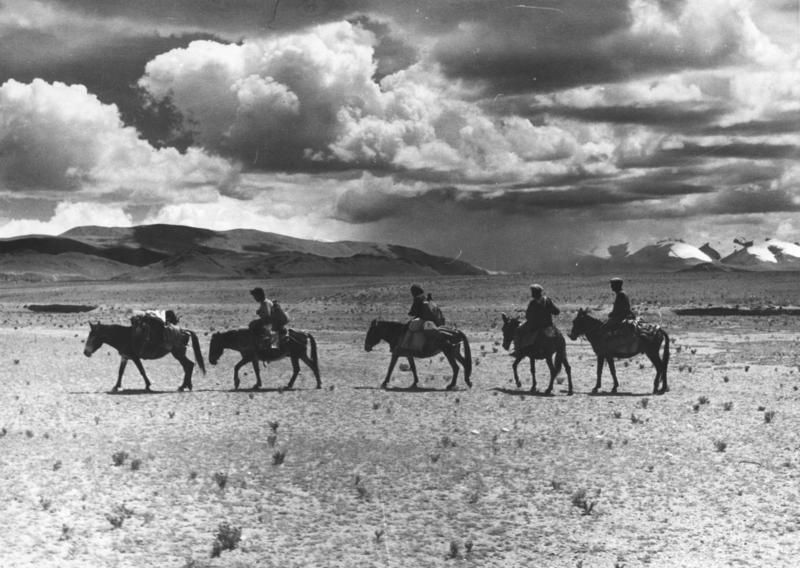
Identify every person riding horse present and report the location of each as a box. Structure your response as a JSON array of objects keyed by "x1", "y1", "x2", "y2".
[
  {"x1": 517, "y1": 284, "x2": 560, "y2": 351},
  {"x1": 403, "y1": 284, "x2": 445, "y2": 352},
  {"x1": 249, "y1": 287, "x2": 288, "y2": 350},
  {"x1": 606, "y1": 277, "x2": 636, "y2": 333}
]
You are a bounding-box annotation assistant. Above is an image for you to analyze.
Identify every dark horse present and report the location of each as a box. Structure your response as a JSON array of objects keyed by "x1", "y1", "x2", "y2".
[
  {"x1": 364, "y1": 319, "x2": 472, "y2": 390},
  {"x1": 83, "y1": 322, "x2": 205, "y2": 392},
  {"x1": 208, "y1": 328, "x2": 320, "y2": 390},
  {"x1": 500, "y1": 313, "x2": 573, "y2": 395},
  {"x1": 568, "y1": 309, "x2": 670, "y2": 394}
]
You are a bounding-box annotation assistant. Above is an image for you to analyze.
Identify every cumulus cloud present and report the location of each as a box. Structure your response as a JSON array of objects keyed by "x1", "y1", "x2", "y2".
[
  {"x1": 0, "y1": 201, "x2": 132, "y2": 238},
  {"x1": 0, "y1": 79, "x2": 237, "y2": 201}
]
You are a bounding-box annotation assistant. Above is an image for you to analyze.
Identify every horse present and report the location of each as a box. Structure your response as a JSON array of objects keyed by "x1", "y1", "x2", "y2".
[
  {"x1": 208, "y1": 328, "x2": 320, "y2": 390},
  {"x1": 568, "y1": 309, "x2": 670, "y2": 394},
  {"x1": 500, "y1": 313, "x2": 573, "y2": 395},
  {"x1": 83, "y1": 321, "x2": 205, "y2": 392},
  {"x1": 364, "y1": 319, "x2": 472, "y2": 390}
]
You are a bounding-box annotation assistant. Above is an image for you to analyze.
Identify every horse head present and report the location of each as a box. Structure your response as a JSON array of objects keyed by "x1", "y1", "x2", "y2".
[
  {"x1": 364, "y1": 319, "x2": 381, "y2": 352},
  {"x1": 83, "y1": 321, "x2": 102, "y2": 357},
  {"x1": 500, "y1": 312, "x2": 520, "y2": 351},
  {"x1": 568, "y1": 308, "x2": 591, "y2": 340},
  {"x1": 208, "y1": 332, "x2": 223, "y2": 365}
]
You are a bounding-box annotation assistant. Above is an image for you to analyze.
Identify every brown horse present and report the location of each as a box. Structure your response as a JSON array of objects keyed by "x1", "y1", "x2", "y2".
[
  {"x1": 500, "y1": 313, "x2": 573, "y2": 395},
  {"x1": 364, "y1": 319, "x2": 472, "y2": 390},
  {"x1": 208, "y1": 328, "x2": 320, "y2": 390},
  {"x1": 568, "y1": 309, "x2": 670, "y2": 394},
  {"x1": 83, "y1": 322, "x2": 205, "y2": 392}
]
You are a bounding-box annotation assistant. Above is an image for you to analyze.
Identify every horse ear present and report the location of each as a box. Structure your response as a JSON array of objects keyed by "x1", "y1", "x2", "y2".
[{"x1": 501, "y1": 312, "x2": 508, "y2": 322}]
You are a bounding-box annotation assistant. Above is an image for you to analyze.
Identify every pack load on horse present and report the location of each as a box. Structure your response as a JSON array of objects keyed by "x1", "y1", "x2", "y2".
[
  {"x1": 401, "y1": 284, "x2": 446, "y2": 354},
  {"x1": 84, "y1": 314, "x2": 205, "y2": 392},
  {"x1": 500, "y1": 284, "x2": 572, "y2": 394},
  {"x1": 568, "y1": 279, "x2": 670, "y2": 394},
  {"x1": 129, "y1": 309, "x2": 182, "y2": 356},
  {"x1": 209, "y1": 327, "x2": 320, "y2": 391},
  {"x1": 248, "y1": 287, "x2": 289, "y2": 352},
  {"x1": 365, "y1": 317, "x2": 472, "y2": 390}
]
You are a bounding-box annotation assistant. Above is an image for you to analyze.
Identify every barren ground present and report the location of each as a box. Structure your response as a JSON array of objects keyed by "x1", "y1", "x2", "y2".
[{"x1": 1, "y1": 272, "x2": 799, "y2": 567}]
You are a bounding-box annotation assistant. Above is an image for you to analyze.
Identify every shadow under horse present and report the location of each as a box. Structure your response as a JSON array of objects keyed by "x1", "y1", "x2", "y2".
[
  {"x1": 208, "y1": 328, "x2": 320, "y2": 390},
  {"x1": 364, "y1": 319, "x2": 472, "y2": 390},
  {"x1": 500, "y1": 313, "x2": 573, "y2": 395},
  {"x1": 568, "y1": 309, "x2": 670, "y2": 394},
  {"x1": 83, "y1": 322, "x2": 205, "y2": 392}
]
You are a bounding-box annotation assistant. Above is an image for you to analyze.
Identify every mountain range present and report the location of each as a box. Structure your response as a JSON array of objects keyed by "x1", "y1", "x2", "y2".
[
  {"x1": 1, "y1": 226, "x2": 799, "y2": 281},
  {"x1": 0, "y1": 224, "x2": 487, "y2": 282},
  {"x1": 574, "y1": 238, "x2": 800, "y2": 273}
]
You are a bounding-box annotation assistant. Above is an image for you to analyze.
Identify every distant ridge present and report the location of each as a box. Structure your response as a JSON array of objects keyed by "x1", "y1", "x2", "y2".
[{"x1": 0, "y1": 224, "x2": 488, "y2": 282}]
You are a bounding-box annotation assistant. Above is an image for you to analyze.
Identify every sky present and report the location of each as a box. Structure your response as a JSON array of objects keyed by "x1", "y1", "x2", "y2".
[{"x1": 0, "y1": 0, "x2": 798, "y2": 271}]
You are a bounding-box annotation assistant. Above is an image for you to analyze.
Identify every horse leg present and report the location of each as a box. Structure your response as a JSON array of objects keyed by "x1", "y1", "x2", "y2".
[
  {"x1": 511, "y1": 356, "x2": 523, "y2": 388},
  {"x1": 113, "y1": 357, "x2": 128, "y2": 392},
  {"x1": 173, "y1": 351, "x2": 194, "y2": 392},
  {"x1": 130, "y1": 357, "x2": 152, "y2": 392},
  {"x1": 445, "y1": 351, "x2": 460, "y2": 390},
  {"x1": 544, "y1": 356, "x2": 556, "y2": 395},
  {"x1": 645, "y1": 349, "x2": 663, "y2": 395},
  {"x1": 563, "y1": 355, "x2": 573, "y2": 396},
  {"x1": 593, "y1": 356, "x2": 604, "y2": 394},
  {"x1": 381, "y1": 354, "x2": 400, "y2": 389},
  {"x1": 529, "y1": 358, "x2": 537, "y2": 393},
  {"x1": 453, "y1": 351, "x2": 472, "y2": 388},
  {"x1": 233, "y1": 358, "x2": 248, "y2": 390},
  {"x1": 287, "y1": 355, "x2": 301, "y2": 389},
  {"x1": 298, "y1": 352, "x2": 321, "y2": 389},
  {"x1": 408, "y1": 357, "x2": 422, "y2": 389},
  {"x1": 251, "y1": 357, "x2": 263, "y2": 390},
  {"x1": 606, "y1": 358, "x2": 619, "y2": 393}
]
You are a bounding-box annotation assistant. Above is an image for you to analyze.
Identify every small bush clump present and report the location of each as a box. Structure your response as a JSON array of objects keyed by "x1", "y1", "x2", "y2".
[
  {"x1": 111, "y1": 451, "x2": 129, "y2": 467},
  {"x1": 210, "y1": 522, "x2": 242, "y2": 558}
]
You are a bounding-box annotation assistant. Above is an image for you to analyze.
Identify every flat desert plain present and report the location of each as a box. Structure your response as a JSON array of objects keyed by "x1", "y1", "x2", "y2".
[{"x1": 1, "y1": 272, "x2": 799, "y2": 568}]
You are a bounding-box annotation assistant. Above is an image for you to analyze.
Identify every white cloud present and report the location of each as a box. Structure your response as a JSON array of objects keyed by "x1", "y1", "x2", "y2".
[
  {"x1": 0, "y1": 79, "x2": 237, "y2": 201},
  {"x1": 0, "y1": 201, "x2": 132, "y2": 238}
]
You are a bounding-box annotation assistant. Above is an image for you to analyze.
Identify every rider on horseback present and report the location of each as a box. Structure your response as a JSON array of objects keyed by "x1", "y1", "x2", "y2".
[
  {"x1": 404, "y1": 284, "x2": 445, "y2": 352},
  {"x1": 606, "y1": 277, "x2": 636, "y2": 333},
  {"x1": 517, "y1": 284, "x2": 559, "y2": 351},
  {"x1": 249, "y1": 287, "x2": 289, "y2": 351}
]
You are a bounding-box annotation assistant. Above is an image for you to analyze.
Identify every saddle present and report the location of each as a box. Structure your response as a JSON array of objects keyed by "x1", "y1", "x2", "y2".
[
  {"x1": 400, "y1": 319, "x2": 443, "y2": 355},
  {"x1": 603, "y1": 318, "x2": 659, "y2": 352},
  {"x1": 515, "y1": 325, "x2": 557, "y2": 352},
  {"x1": 131, "y1": 311, "x2": 184, "y2": 355}
]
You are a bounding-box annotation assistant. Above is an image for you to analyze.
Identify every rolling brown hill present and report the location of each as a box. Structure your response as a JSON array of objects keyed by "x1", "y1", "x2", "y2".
[{"x1": 0, "y1": 224, "x2": 487, "y2": 281}]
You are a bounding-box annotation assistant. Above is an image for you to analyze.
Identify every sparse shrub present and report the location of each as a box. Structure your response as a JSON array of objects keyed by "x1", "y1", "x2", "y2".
[
  {"x1": 612, "y1": 411, "x2": 622, "y2": 419},
  {"x1": 268, "y1": 421, "x2": 279, "y2": 433},
  {"x1": 638, "y1": 398, "x2": 649, "y2": 409},
  {"x1": 111, "y1": 451, "x2": 129, "y2": 467},
  {"x1": 53, "y1": 460, "x2": 62, "y2": 471},
  {"x1": 764, "y1": 410, "x2": 776, "y2": 424},
  {"x1": 430, "y1": 453, "x2": 441, "y2": 463},
  {"x1": 446, "y1": 540, "x2": 460, "y2": 560},
  {"x1": 106, "y1": 503, "x2": 134, "y2": 529},
  {"x1": 130, "y1": 458, "x2": 142, "y2": 471},
  {"x1": 723, "y1": 402, "x2": 733, "y2": 411},
  {"x1": 354, "y1": 474, "x2": 370, "y2": 500},
  {"x1": 571, "y1": 489, "x2": 596, "y2": 515},
  {"x1": 267, "y1": 434, "x2": 277, "y2": 447},
  {"x1": 210, "y1": 522, "x2": 242, "y2": 558},
  {"x1": 551, "y1": 479, "x2": 564, "y2": 491},
  {"x1": 630, "y1": 413, "x2": 644, "y2": 424},
  {"x1": 439, "y1": 435, "x2": 457, "y2": 448},
  {"x1": 188, "y1": 470, "x2": 198, "y2": 481},
  {"x1": 272, "y1": 450, "x2": 286, "y2": 466},
  {"x1": 213, "y1": 472, "x2": 228, "y2": 490},
  {"x1": 698, "y1": 396, "x2": 710, "y2": 405},
  {"x1": 25, "y1": 430, "x2": 34, "y2": 438},
  {"x1": 714, "y1": 440, "x2": 727, "y2": 453},
  {"x1": 59, "y1": 524, "x2": 72, "y2": 541},
  {"x1": 39, "y1": 496, "x2": 52, "y2": 511}
]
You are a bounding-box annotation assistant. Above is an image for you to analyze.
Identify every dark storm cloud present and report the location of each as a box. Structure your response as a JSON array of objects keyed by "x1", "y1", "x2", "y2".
[
  {"x1": 538, "y1": 104, "x2": 727, "y2": 130},
  {"x1": 0, "y1": 30, "x2": 218, "y2": 147}
]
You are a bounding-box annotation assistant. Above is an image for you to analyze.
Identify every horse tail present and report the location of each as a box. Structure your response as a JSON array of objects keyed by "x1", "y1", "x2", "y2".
[
  {"x1": 190, "y1": 331, "x2": 206, "y2": 375},
  {"x1": 661, "y1": 329, "x2": 670, "y2": 372},
  {"x1": 459, "y1": 330, "x2": 472, "y2": 381},
  {"x1": 553, "y1": 337, "x2": 565, "y2": 378},
  {"x1": 308, "y1": 332, "x2": 319, "y2": 374}
]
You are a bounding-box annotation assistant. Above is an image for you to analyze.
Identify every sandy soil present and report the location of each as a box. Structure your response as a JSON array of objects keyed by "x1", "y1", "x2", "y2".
[{"x1": 0, "y1": 273, "x2": 799, "y2": 567}]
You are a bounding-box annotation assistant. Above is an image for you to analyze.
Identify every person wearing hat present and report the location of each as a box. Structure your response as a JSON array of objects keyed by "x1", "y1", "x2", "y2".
[
  {"x1": 518, "y1": 284, "x2": 560, "y2": 350},
  {"x1": 249, "y1": 287, "x2": 287, "y2": 349},
  {"x1": 608, "y1": 277, "x2": 635, "y2": 326},
  {"x1": 408, "y1": 284, "x2": 428, "y2": 320}
]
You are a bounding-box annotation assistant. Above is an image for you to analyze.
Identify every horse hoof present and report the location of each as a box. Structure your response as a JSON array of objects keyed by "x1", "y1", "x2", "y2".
[
  {"x1": 568, "y1": 390, "x2": 574, "y2": 396},
  {"x1": 545, "y1": 389, "x2": 552, "y2": 395},
  {"x1": 591, "y1": 388, "x2": 599, "y2": 394}
]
